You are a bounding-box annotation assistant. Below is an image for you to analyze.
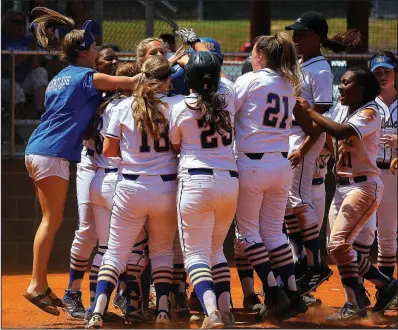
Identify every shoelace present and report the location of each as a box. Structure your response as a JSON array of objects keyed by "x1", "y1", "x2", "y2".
[{"x1": 70, "y1": 294, "x2": 84, "y2": 310}]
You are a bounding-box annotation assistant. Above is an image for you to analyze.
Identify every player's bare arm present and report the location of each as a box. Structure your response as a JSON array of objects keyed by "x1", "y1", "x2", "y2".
[
  {"x1": 103, "y1": 136, "x2": 120, "y2": 158},
  {"x1": 288, "y1": 134, "x2": 320, "y2": 168}
]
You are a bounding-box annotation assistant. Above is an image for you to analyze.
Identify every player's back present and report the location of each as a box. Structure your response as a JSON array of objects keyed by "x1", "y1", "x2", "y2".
[
  {"x1": 107, "y1": 95, "x2": 180, "y2": 175},
  {"x1": 234, "y1": 69, "x2": 295, "y2": 154},
  {"x1": 329, "y1": 101, "x2": 381, "y2": 178},
  {"x1": 169, "y1": 78, "x2": 237, "y2": 171}
]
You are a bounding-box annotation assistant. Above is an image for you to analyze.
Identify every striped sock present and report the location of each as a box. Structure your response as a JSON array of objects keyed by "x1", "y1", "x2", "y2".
[
  {"x1": 378, "y1": 254, "x2": 396, "y2": 278},
  {"x1": 93, "y1": 264, "x2": 119, "y2": 316},
  {"x1": 284, "y1": 213, "x2": 303, "y2": 262},
  {"x1": 358, "y1": 253, "x2": 391, "y2": 288},
  {"x1": 338, "y1": 261, "x2": 364, "y2": 309},
  {"x1": 244, "y1": 243, "x2": 278, "y2": 294},
  {"x1": 188, "y1": 263, "x2": 216, "y2": 316},
  {"x1": 171, "y1": 263, "x2": 185, "y2": 295},
  {"x1": 126, "y1": 261, "x2": 145, "y2": 309},
  {"x1": 211, "y1": 263, "x2": 231, "y2": 313},
  {"x1": 300, "y1": 223, "x2": 320, "y2": 268},
  {"x1": 269, "y1": 244, "x2": 297, "y2": 292},
  {"x1": 89, "y1": 245, "x2": 107, "y2": 309},
  {"x1": 68, "y1": 252, "x2": 89, "y2": 291},
  {"x1": 235, "y1": 255, "x2": 255, "y2": 296},
  {"x1": 117, "y1": 271, "x2": 129, "y2": 295},
  {"x1": 153, "y1": 266, "x2": 173, "y2": 312}
]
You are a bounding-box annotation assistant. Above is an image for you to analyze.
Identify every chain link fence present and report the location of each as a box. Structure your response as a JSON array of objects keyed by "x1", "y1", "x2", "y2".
[{"x1": 1, "y1": 0, "x2": 397, "y2": 157}]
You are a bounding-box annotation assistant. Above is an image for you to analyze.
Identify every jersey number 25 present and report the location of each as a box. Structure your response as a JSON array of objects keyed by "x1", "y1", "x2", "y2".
[
  {"x1": 263, "y1": 93, "x2": 289, "y2": 129},
  {"x1": 198, "y1": 118, "x2": 232, "y2": 149}
]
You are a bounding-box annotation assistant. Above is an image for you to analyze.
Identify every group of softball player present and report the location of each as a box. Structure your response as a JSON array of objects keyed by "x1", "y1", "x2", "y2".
[{"x1": 22, "y1": 5, "x2": 397, "y2": 329}]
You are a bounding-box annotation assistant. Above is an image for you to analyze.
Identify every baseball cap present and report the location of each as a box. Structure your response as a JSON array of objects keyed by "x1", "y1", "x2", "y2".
[
  {"x1": 79, "y1": 20, "x2": 95, "y2": 50},
  {"x1": 188, "y1": 37, "x2": 224, "y2": 65},
  {"x1": 285, "y1": 11, "x2": 328, "y2": 38},
  {"x1": 370, "y1": 56, "x2": 396, "y2": 71}
]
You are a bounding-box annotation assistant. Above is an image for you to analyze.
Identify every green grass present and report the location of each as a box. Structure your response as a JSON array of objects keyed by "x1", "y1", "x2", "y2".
[{"x1": 103, "y1": 18, "x2": 397, "y2": 53}]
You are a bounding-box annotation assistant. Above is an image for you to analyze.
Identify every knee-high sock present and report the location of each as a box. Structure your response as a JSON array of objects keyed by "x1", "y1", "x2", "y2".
[
  {"x1": 358, "y1": 253, "x2": 391, "y2": 288},
  {"x1": 187, "y1": 263, "x2": 217, "y2": 316},
  {"x1": 269, "y1": 243, "x2": 297, "y2": 293},
  {"x1": 337, "y1": 261, "x2": 364, "y2": 309},
  {"x1": 153, "y1": 266, "x2": 173, "y2": 312},
  {"x1": 284, "y1": 212, "x2": 303, "y2": 263},
  {"x1": 69, "y1": 252, "x2": 90, "y2": 292},
  {"x1": 243, "y1": 242, "x2": 279, "y2": 294},
  {"x1": 89, "y1": 245, "x2": 107, "y2": 309},
  {"x1": 235, "y1": 254, "x2": 255, "y2": 297},
  {"x1": 212, "y1": 263, "x2": 231, "y2": 313},
  {"x1": 93, "y1": 264, "x2": 119, "y2": 316}
]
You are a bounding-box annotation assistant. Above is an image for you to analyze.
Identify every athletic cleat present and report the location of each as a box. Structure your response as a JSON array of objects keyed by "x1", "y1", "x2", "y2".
[
  {"x1": 277, "y1": 292, "x2": 308, "y2": 321},
  {"x1": 326, "y1": 302, "x2": 367, "y2": 321},
  {"x1": 387, "y1": 296, "x2": 398, "y2": 311},
  {"x1": 359, "y1": 285, "x2": 371, "y2": 308},
  {"x1": 170, "y1": 291, "x2": 190, "y2": 319},
  {"x1": 84, "y1": 308, "x2": 124, "y2": 324},
  {"x1": 85, "y1": 312, "x2": 103, "y2": 329},
  {"x1": 189, "y1": 290, "x2": 203, "y2": 312},
  {"x1": 156, "y1": 310, "x2": 171, "y2": 328},
  {"x1": 243, "y1": 293, "x2": 262, "y2": 312},
  {"x1": 201, "y1": 310, "x2": 224, "y2": 329},
  {"x1": 62, "y1": 290, "x2": 86, "y2": 320},
  {"x1": 190, "y1": 313, "x2": 205, "y2": 323},
  {"x1": 372, "y1": 279, "x2": 398, "y2": 314},
  {"x1": 298, "y1": 266, "x2": 332, "y2": 296},
  {"x1": 295, "y1": 261, "x2": 307, "y2": 282},
  {"x1": 264, "y1": 287, "x2": 290, "y2": 315},
  {"x1": 302, "y1": 293, "x2": 322, "y2": 306},
  {"x1": 221, "y1": 311, "x2": 235, "y2": 328}
]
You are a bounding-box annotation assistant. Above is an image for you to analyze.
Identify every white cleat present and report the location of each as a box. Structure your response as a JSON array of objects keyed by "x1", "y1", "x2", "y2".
[
  {"x1": 85, "y1": 313, "x2": 103, "y2": 329},
  {"x1": 156, "y1": 311, "x2": 171, "y2": 328}
]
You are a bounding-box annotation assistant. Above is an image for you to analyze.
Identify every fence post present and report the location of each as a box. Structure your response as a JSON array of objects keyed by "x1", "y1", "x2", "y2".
[
  {"x1": 197, "y1": 0, "x2": 204, "y2": 21},
  {"x1": 146, "y1": 0, "x2": 155, "y2": 38},
  {"x1": 10, "y1": 52, "x2": 16, "y2": 159},
  {"x1": 94, "y1": 0, "x2": 104, "y2": 34}
]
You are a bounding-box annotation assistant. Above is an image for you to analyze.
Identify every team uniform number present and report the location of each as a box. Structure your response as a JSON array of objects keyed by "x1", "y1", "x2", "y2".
[
  {"x1": 263, "y1": 93, "x2": 289, "y2": 129},
  {"x1": 198, "y1": 118, "x2": 232, "y2": 148},
  {"x1": 140, "y1": 130, "x2": 170, "y2": 152}
]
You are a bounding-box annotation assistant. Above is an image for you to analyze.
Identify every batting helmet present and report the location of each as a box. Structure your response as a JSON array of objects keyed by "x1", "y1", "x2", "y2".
[
  {"x1": 188, "y1": 37, "x2": 224, "y2": 65},
  {"x1": 184, "y1": 51, "x2": 221, "y2": 93},
  {"x1": 241, "y1": 56, "x2": 253, "y2": 75}
]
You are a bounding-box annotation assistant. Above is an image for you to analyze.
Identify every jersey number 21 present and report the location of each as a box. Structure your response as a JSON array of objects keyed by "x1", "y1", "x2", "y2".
[{"x1": 263, "y1": 93, "x2": 289, "y2": 129}]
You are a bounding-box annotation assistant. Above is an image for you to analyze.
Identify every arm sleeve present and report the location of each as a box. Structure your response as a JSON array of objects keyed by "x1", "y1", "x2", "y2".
[
  {"x1": 81, "y1": 71, "x2": 99, "y2": 98},
  {"x1": 169, "y1": 107, "x2": 182, "y2": 145},
  {"x1": 347, "y1": 108, "x2": 379, "y2": 139},
  {"x1": 312, "y1": 70, "x2": 333, "y2": 105},
  {"x1": 106, "y1": 107, "x2": 122, "y2": 139}
]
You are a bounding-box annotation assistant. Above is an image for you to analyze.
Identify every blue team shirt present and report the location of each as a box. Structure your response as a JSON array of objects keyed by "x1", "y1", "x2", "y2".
[{"x1": 25, "y1": 65, "x2": 102, "y2": 162}]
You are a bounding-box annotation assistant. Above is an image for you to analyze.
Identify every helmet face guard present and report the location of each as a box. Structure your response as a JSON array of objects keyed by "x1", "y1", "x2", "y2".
[{"x1": 184, "y1": 51, "x2": 221, "y2": 93}]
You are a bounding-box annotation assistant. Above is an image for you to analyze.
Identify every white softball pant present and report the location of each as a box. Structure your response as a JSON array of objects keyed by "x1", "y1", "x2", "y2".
[
  {"x1": 236, "y1": 152, "x2": 291, "y2": 251},
  {"x1": 328, "y1": 176, "x2": 384, "y2": 265},
  {"x1": 287, "y1": 133, "x2": 326, "y2": 228},
  {"x1": 70, "y1": 154, "x2": 98, "y2": 259},
  {"x1": 377, "y1": 168, "x2": 398, "y2": 263},
  {"x1": 177, "y1": 170, "x2": 239, "y2": 269},
  {"x1": 103, "y1": 174, "x2": 177, "y2": 274},
  {"x1": 311, "y1": 178, "x2": 326, "y2": 230}
]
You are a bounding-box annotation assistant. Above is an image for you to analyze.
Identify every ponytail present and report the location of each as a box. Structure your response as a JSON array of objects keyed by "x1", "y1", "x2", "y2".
[
  {"x1": 321, "y1": 29, "x2": 361, "y2": 53},
  {"x1": 187, "y1": 91, "x2": 232, "y2": 136},
  {"x1": 132, "y1": 55, "x2": 171, "y2": 139}
]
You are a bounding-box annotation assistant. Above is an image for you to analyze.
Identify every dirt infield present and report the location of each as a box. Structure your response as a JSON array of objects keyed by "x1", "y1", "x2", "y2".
[{"x1": 2, "y1": 266, "x2": 397, "y2": 329}]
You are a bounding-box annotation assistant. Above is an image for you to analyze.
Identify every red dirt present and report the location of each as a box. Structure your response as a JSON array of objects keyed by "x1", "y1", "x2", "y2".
[{"x1": 2, "y1": 266, "x2": 397, "y2": 329}]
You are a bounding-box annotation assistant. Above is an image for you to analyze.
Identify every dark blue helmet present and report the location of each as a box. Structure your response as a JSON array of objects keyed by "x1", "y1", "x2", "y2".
[
  {"x1": 188, "y1": 37, "x2": 224, "y2": 65},
  {"x1": 184, "y1": 51, "x2": 221, "y2": 93}
]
